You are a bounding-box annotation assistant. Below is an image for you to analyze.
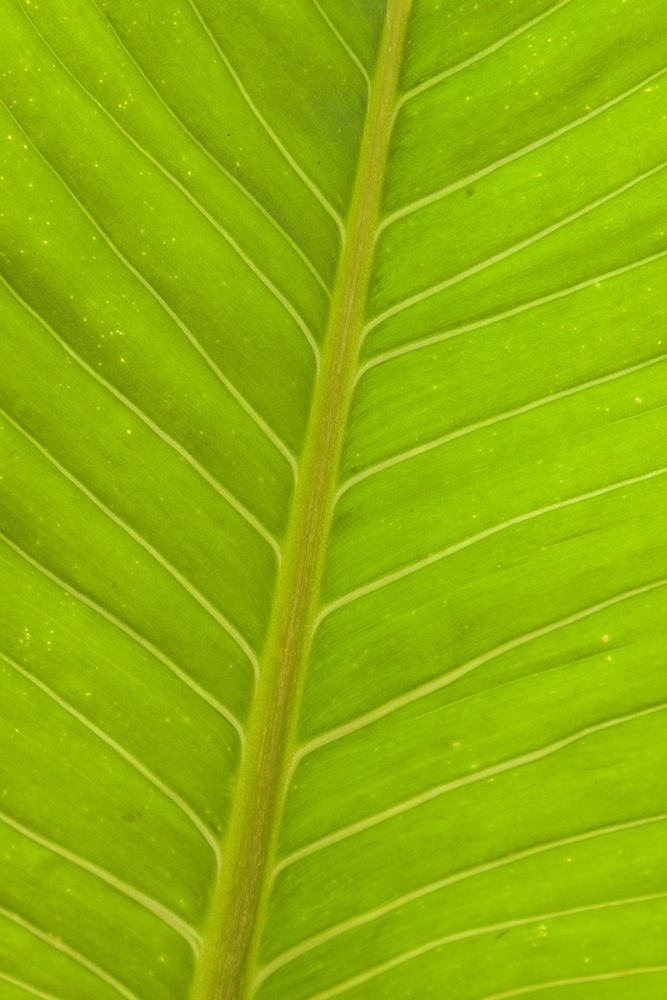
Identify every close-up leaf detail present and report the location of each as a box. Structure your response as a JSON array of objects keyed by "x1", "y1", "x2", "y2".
[{"x1": 0, "y1": 1, "x2": 666, "y2": 998}]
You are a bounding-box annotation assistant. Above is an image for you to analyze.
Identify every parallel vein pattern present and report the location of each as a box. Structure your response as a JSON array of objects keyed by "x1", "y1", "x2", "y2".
[
  {"x1": 1, "y1": 1, "x2": 666, "y2": 1000},
  {"x1": 0, "y1": 0, "x2": 371, "y2": 996},
  {"x1": 255, "y1": 2, "x2": 667, "y2": 999}
]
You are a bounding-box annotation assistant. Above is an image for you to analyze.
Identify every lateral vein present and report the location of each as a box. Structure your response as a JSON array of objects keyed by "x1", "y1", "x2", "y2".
[
  {"x1": 301, "y1": 576, "x2": 667, "y2": 758},
  {"x1": 255, "y1": 813, "x2": 667, "y2": 984},
  {"x1": 18, "y1": 3, "x2": 321, "y2": 364},
  {"x1": 0, "y1": 905, "x2": 141, "y2": 1000},
  {"x1": 360, "y1": 247, "x2": 667, "y2": 371},
  {"x1": 303, "y1": 893, "x2": 667, "y2": 1000},
  {"x1": 186, "y1": 0, "x2": 345, "y2": 238},
  {"x1": 319, "y1": 467, "x2": 667, "y2": 622},
  {"x1": 0, "y1": 649, "x2": 219, "y2": 862},
  {"x1": 397, "y1": 0, "x2": 573, "y2": 109},
  {"x1": 0, "y1": 806, "x2": 200, "y2": 953},
  {"x1": 379, "y1": 64, "x2": 667, "y2": 233},
  {"x1": 338, "y1": 354, "x2": 667, "y2": 497},
  {"x1": 365, "y1": 158, "x2": 667, "y2": 337},
  {"x1": 276, "y1": 701, "x2": 667, "y2": 875},
  {"x1": 90, "y1": 0, "x2": 332, "y2": 297},
  {"x1": 0, "y1": 531, "x2": 244, "y2": 740}
]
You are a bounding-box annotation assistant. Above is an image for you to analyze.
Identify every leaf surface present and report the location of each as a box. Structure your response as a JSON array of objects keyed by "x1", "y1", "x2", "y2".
[{"x1": 1, "y1": 1, "x2": 666, "y2": 999}]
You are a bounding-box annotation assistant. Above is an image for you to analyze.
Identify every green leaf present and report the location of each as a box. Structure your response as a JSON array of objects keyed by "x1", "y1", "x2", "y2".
[{"x1": 1, "y1": 1, "x2": 666, "y2": 999}]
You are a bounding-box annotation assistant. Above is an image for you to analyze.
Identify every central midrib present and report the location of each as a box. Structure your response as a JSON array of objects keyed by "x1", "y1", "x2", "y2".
[{"x1": 190, "y1": 3, "x2": 413, "y2": 997}]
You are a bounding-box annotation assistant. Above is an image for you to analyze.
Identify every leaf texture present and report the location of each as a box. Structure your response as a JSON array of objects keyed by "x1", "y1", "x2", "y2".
[{"x1": 0, "y1": 1, "x2": 666, "y2": 999}]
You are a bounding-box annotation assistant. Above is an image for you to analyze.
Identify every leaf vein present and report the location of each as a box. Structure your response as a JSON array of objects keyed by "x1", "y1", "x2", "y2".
[
  {"x1": 299, "y1": 895, "x2": 667, "y2": 1000},
  {"x1": 338, "y1": 354, "x2": 667, "y2": 497},
  {"x1": 276, "y1": 701, "x2": 667, "y2": 875},
  {"x1": 366, "y1": 159, "x2": 667, "y2": 337},
  {"x1": 0, "y1": 972, "x2": 63, "y2": 1000},
  {"x1": 303, "y1": 576, "x2": 667, "y2": 757},
  {"x1": 0, "y1": 649, "x2": 219, "y2": 862},
  {"x1": 0, "y1": 531, "x2": 246, "y2": 744},
  {"x1": 0, "y1": 805, "x2": 200, "y2": 953},
  {"x1": 0, "y1": 270, "x2": 280, "y2": 568},
  {"x1": 480, "y1": 966, "x2": 667, "y2": 1000},
  {"x1": 0, "y1": 905, "x2": 141, "y2": 1000},
  {"x1": 320, "y1": 468, "x2": 667, "y2": 622},
  {"x1": 397, "y1": 0, "x2": 573, "y2": 109},
  {"x1": 186, "y1": 0, "x2": 345, "y2": 238},
  {"x1": 17, "y1": 3, "x2": 321, "y2": 364},
  {"x1": 1, "y1": 404, "x2": 260, "y2": 697},
  {"x1": 360, "y1": 248, "x2": 667, "y2": 371},
  {"x1": 378, "y1": 64, "x2": 667, "y2": 233},
  {"x1": 311, "y1": 0, "x2": 370, "y2": 92},
  {"x1": 90, "y1": 0, "x2": 332, "y2": 296},
  {"x1": 256, "y1": 813, "x2": 667, "y2": 983}
]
